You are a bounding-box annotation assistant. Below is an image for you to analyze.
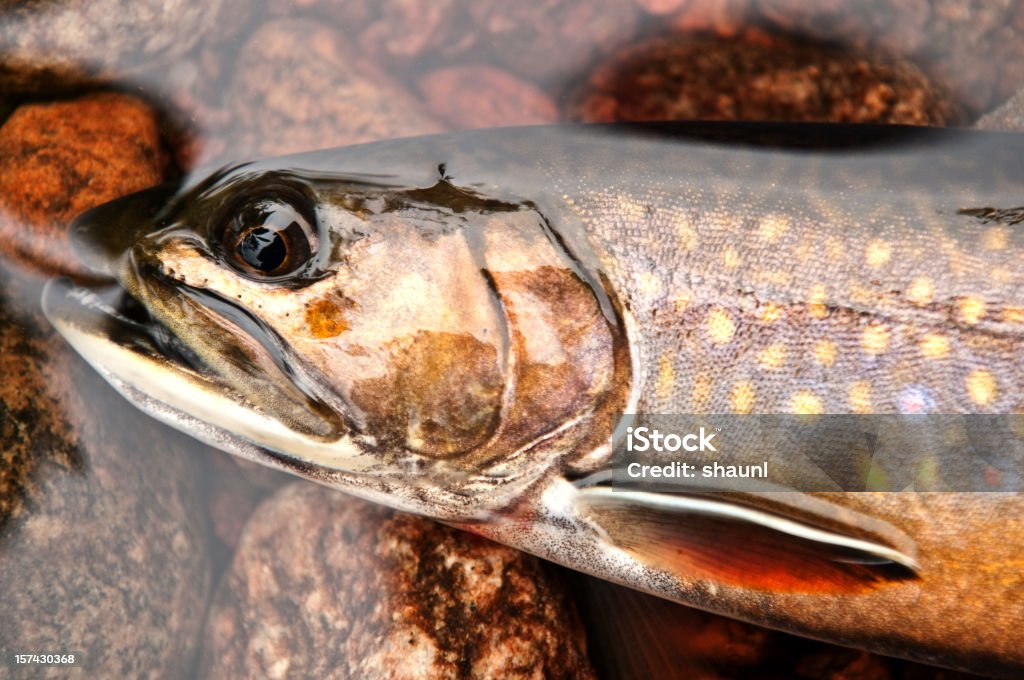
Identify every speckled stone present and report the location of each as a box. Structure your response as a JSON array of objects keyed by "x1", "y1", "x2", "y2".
[
  {"x1": 0, "y1": 93, "x2": 168, "y2": 277},
  {"x1": 569, "y1": 32, "x2": 960, "y2": 125},
  {"x1": 200, "y1": 482, "x2": 595, "y2": 680},
  {"x1": 222, "y1": 19, "x2": 443, "y2": 159},
  {"x1": 0, "y1": 0, "x2": 228, "y2": 93},
  {"x1": 755, "y1": 0, "x2": 1024, "y2": 116},
  {"x1": 0, "y1": 276, "x2": 212, "y2": 680},
  {"x1": 419, "y1": 66, "x2": 559, "y2": 129}
]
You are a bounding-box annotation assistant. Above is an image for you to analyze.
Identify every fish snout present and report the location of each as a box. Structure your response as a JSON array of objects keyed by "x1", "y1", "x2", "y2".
[{"x1": 70, "y1": 181, "x2": 181, "y2": 277}]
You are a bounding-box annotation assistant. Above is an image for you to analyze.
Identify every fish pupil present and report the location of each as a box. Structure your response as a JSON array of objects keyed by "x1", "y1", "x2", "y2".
[{"x1": 239, "y1": 226, "x2": 287, "y2": 272}]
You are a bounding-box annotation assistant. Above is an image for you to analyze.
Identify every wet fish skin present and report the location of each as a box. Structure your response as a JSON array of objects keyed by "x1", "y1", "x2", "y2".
[{"x1": 45, "y1": 123, "x2": 1024, "y2": 676}]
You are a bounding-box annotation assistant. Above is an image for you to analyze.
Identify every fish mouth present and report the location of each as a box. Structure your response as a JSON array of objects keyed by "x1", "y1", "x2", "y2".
[{"x1": 41, "y1": 271, "x2": 370, "y2": 474}]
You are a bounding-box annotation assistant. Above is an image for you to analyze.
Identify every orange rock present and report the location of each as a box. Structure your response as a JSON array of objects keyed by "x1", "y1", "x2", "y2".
[
  {"x1": 0, "y1": 92, "x2": 168, "y2": 277},
  {"x1": 420, "y1": 66, "x2": 559, "y2": 129}
]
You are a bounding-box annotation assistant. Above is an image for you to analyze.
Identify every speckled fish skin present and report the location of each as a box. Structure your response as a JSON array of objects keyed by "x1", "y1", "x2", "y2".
[
  {"x1": 45, "y1": 123, "x2": 1024, "y2": 676},
  {"x1": 457, "y1": 123, "x2": 1024, "y2": 675}
]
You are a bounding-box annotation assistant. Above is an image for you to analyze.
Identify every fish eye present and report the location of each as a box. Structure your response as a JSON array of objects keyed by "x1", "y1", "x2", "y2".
[{"x1": 222, "y1": 193, "x2": 317, "y2": 279}]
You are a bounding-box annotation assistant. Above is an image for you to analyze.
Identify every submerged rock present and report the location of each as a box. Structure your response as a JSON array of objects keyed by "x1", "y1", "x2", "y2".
[
  {"x1": 0, "y1": 0, "x2": 228, "y2": 93},
  {"x1": 0, "y1": 276, "x2": 212, "y2": 679},
  {"x1": 0, "y1": 93, "x2": 168, "y2": 277},
  {"x1": 200, "y1": 482, "x2": 595, "y2": 679},
  {"x1": 419, "y1": 66, "x2": 558, "y2": 129},
  {"x1": 223, "y1": 20, "x2": 443, "y2": 159},
  {"x1": 570, "y1": 32, "x2": 961, "y2": 126}
]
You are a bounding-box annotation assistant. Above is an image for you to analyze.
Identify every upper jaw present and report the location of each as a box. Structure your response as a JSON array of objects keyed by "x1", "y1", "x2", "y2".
[{"x1": 69, "y1": 181, "x2": 183, "y2": 279}]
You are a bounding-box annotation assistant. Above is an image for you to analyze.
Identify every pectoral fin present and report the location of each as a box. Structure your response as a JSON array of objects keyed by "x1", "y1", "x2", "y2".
[{"x1": 576, "y1": 488, "x2": 919, "y2": 593}]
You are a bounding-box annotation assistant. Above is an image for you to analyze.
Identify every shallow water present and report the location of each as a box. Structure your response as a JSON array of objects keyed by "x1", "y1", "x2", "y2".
[{"x1": 2, "y1": 1, "x2": 1023, "y2": 678}]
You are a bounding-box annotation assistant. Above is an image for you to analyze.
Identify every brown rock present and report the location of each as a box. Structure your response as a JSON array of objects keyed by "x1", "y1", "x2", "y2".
[
  {"x1": 755, "y1": 0, "x2": 1024, "y2": 116},
  {"x1": 0, "y1": 0, "x2": 229, "y2": 93},
  {"x1": 357, "y1": 0, "x2": 468, "y2": 64},
  {"x1": 569, "y1": 33, "x2": 960, "y2": 126},
  {"x1": 200, "y1": 482, "x2": 595, "y2": 679},
  {"x1": 466, "y1": 0, "x2": 641, "y2": 85},
  {"x1": 420, "y1": 66, "x2": 559, "y2": 130},
  {"x1": 0, "y1": 274, "x2": 212, "y2": 679},
  {"x1": 222, "y1": 19, "x2": 443, "y2": 159},
  {"x1": 265, "y1": 0, "x2": 473, "y2": 71},
  {"x1": 0, "y1": 93, "x2": 168, "y2": 277}
]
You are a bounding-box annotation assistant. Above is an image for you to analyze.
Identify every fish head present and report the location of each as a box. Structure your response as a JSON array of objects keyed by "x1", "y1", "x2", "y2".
[{"x1": 45, "y1": 160, "x2": 631, "y2": 516}]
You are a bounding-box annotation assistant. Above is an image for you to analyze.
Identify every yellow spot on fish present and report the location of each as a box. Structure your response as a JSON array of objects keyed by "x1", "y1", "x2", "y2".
[
  {"x1": 861, "y1": 324, "x2": 890, "y2": 355},
  {"x1": 1003, "y1": 306, "x2": 1024, "y2": 324},
  {"x1": 759, "y1": 269, "x2": 793, "y2": 287},
  {"x1": 721, "y1": 245, "x2": 741, "y2": 270},
  {"x1": 966, "y1": 369, "x2": 997, "y2": 406},
  {"x1": 794, "y1": 239, "x2": 813, "y2": 261},
  {"x1": 730, "y1": 380, "x2": 755, "y2": 414},
  {"x1": 790, "y1": 390, "x2": 823, "y2": 415},
  {"x1": 865, "y1": 462, "x2": 891, "y2": 491},
  {"x1": 915, "y1": 457, "x2": 940, "y2": 489},
  {"x1": 958, "y1": 296, "x2": 986, "y2": 325},
  {"x1": 865, "y1": 239, "x2": 892, "y2": 268},
  {"x1": 848, "y1": 283, "x2": 876, "y2": 307},
  {"x1": 907, "y1": 276, "x2": 934, "y2": 306},
  {"x1": 814, "y1": 340, "x2": 838, "y2": 367},
  {"x1": 825, "y1": 236, "x2": 844, "y2": 263},
  {"x1": 848, "y1": 381, "x2": 872, "y2": 414},
  {"x1": 706, "y1": 308, "x2": 736, "y2": 345},
  {"x1": 637, "y1": 271, "x2": 664, "y2": 299},
  {"x1": 672, "y1": 291, "x2": 693, "y2": 312},
  {"x1": 676, "y1": 217, "x2": 698, "y2": 251},
  {"x1": 305, "y1": 295, "x2": 351, "y2": 338},
  {"x1": 758, "y1": 214, "x2": 789, "y2": 243},
  {"x1": 808, "y1": 283, "x2": 828, "y2": 319},
  {"x1": 758, "y1": 343, "x2": 787, "y2": 370},
  {"x1": 656, "y1": 353, "x2": 675, "y2": 402},
  {"x1": 692, "y1": 373, "x2": 714, "y2": 411},
  {"x1": 982, "y1": 226, "x2": 1009, "y2": 251},
  {"x1": 919, "y1": 333, "x2": 950, "y2": 359},
  {"x1": 758, "y1": 302, "x2": 784, "y2": 323}
]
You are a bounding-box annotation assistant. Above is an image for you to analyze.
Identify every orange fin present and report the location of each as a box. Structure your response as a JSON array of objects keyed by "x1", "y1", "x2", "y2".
[{"x1": 576, "y1": 488, "x2": 919, "y2": 593}]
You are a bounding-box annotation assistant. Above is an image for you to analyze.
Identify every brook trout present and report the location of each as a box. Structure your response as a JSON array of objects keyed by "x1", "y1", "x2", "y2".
[{"x1": 43, "y1": 123, "x2": 1024, "y2": 675}]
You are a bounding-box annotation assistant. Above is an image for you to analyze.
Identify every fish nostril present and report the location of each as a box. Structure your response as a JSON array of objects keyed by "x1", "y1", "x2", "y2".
[{"x1": 69, "y1": 180, "x2": 182, "y2": 278}]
